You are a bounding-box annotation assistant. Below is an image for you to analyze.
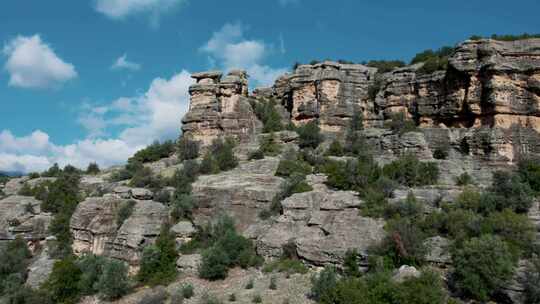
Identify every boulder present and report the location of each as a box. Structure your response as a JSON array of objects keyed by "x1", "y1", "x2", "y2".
[
  {"x1": 176, "y1": 254, "x2": 202, "y2": 275},
  {"x1": 391, "y1": 265, "x2": 421, "y2": 283},
  {"x1": 0, "y1": 195, "x2": 51, "y2": 241},
  {"x1": 129, "y1": 188, "x2": 153, "y2": 200},
  {"x1": 424, "y1": 236, "x2": 452, "y2": 265},
  {"x1": 26, "y1": 249, "x2": 57, "y2": 288}
]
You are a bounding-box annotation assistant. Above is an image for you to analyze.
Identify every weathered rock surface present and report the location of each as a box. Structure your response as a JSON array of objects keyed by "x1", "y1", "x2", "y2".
[
  {"x1": 182, "y1": 70, "x2": 261, "y2": 147},
  {"x1": 25, "y1": 249, "x2": 57, "y2": 288},
  {"x1": 254, "y1": 175, "x2": 385, "y2": 266},
  {"x1": 71, "y1": 197, "x2": 168, "y2": 271},
  {"x1": 0, "y1": 195, "x2": 51, "y2": 241},
  {"x1": 176, "y1": 253, "x2": 201, "y2": 275},
  {"x1": 391, "y1": 265, "x2": 421, "y2": 283},
  {"x1": 191, "y1": 158, "x2": 284, "y2": 232},
  {"x1": 423, "y1": 236, "x2": 452, "y2": 265}
]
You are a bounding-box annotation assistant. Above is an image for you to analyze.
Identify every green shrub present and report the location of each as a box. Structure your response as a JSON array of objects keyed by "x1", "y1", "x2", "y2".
[
  {"x1": 386, "y1": 192, "x2": 424, "y2": 219},
  {"x1": 432, "y1": 148, "x2": 448, "y2": 160},
  {"x1": 262, "y1": 259, "x2": 308, "y2": 275},
  {"x1": 343, "y1": 249, "x2": 361, "y2": 278},
  {"x1": 86, "y1": 162, "x2": 100, "y2": 175},
  {"x1": 129, "y1": 166, "x2": 164, "y2": 190},
  {"x1": 198, "y1": 216, "x2": 261, "y2": 280},
  {"x1": 269, "y1": 276, "x2": 278, "y2": 290},
  {"x1": 180, "y1": 283, "x2": 194, "y2": 299},
  {"x1": 523, "y1": 255, "x2": 540, "y2": 304},
  {"x1": 252, "y1": 98, "x2": 284, "y2": 133},
  {"x1": 310, "y1": 266, "x2": 339, "y2": 303},
  {"x1": 252, "y1": 294, "x2": 262, "y2": 303},
  {"x1": 366, "y1": 60, "x2": 406, "y2": 73},
  {"x1": 395, "y1": 270, "x2": 447, "y2": 304},
  {"x1": 382, "y1": 154, "x2": 438, "y2": 187},
  {"x1": 452, "y1": 235, "x2": 517, "y2": 301},
  {"x1": 177, "y1": 136, "x2": 200, "y2": 161},
  {"x1": 258, "y1": 132, "x2": 282, "y2": 156},
  {"x1": 138, "y1": 224, "x2": 178, "y2": 285},
  {"x1": 116, "y1": 200, "x2": 136, "y2": 228},
  {"x1": 245, "y1": 278, "x2": 254, "y2": 289},
  {"x1": 210, "y1": 138, "x2": 238, "y2": 172},
  {"x1": 200, "y1": 152, "x2": 221, "y2": 174},
  {"x1": 326, "y1": 139, "x2": 344, "y2": 156},
  {"x1": 297, "y1": 121, "x2": 323, "y2": 149},
  {"x1": 455, "y1": 172, "x2": 473, "y2": 186},
  {"x1": 171, "y1": 194, "x2": 195, "y2": 222},
  {"x1": 95, "y1": 259, "x2": 130, "y2": 300},
  {"x1": 518, "y1": 157, "x2": 540, "y2": 193},
  {"x1": 42, "y1": 257, "x2": 83, "y2": 304},
  {"x1": 201, "y1": 293, "x2": 223, "y2": 304},
  {"x1": 489, "y1": 170, "x2": 534, "y2": 213},
  {"x1": 131, "y1": 140, "x2": 175, "y2": 163},
  {"x1": 368, "y1": 75, "x2": 383, "y2": 101},
  {"x1": 490, "y1": 33, "x2": 540, "y2": 41},
  {"x1": 442, "y1": 208, "x2": 482, "y2": 241},
  {"x1": 229, "y1": 293, "x2": 237, "y2": 302},
  {"x1": 384, "y1": 112, "x2": 417, "y2": 135},
  {"x1": 481, "y1": 209, "x2": 536, "y2": 254},
  {"x1": 276, "y1": 156, "x2": 312, "y2": 178},
  {"x1": 0, "y1": 237, "x2": 32, "y2": 296},
  {"x1": 77, "y1": 253, "x2": 107, "y2": 295},
  {"x1": 360, "y1": 188, "x2": 389, "y2": 218},
  {"x1": 42, "y1": 163, "x2": 62, "y2": 177}
]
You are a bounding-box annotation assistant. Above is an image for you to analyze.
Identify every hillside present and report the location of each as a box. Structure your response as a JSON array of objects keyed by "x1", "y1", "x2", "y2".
[{"x1": 1, "y1": 37, "x2": 540, "y2": 304}]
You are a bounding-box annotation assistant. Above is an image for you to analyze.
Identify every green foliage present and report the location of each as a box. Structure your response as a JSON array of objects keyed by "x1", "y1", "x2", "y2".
[
  {"x1": 0, "y1": 237, "x2": 32, "y2": 296},
  {"x1": 297, "y1": 121, "x2": 323, "y2": 149},
  {"x1": 395, "y1": 270, "x2": 447, "y2": 304},
  {"x1": 481, "y1": 209, "x2": 536, "y2": 255},
  {"x1": 310, "y1": 266, "x2": 339, "y2": 303},
  {"x1": 177, "y1": 136, "x2": 200, "y2": 161},
  {"x1": 171, "y1": 194, "x2": 195, "y2": 222},
  {"x1": 367, "y1": 74, "x2": 383, "y2": 101},
  {"x1": 131, "y1": 140, "x2": 175, "y2": 163},
  {"x1": 200, "y1": 152, "x2": 221, "y2": 174},
  {"x1": 371, "y1": 218, "x2": 428, "y2": 269},
  {"x1": 432, "y1": 148, "x2": 448, "y2": 160},
  {"x1": 275, "y1": 154, "x2": 312, "y2": 178},
  {"x1": 326, "y1": 139, "x2": 344, "y2": 156},
  {"x1": 138, "y1": 224, "x2": 178, "y2": 285},
  {"x1": 518, "y1": 156, "x2": 540, "y2": 193},
  {"x1": 42, "y1": 256, "x2": 83, "y2": 304},
  {"x1": 116, "y1": 200, "x2": 136, "y2": 228},
  {"x1": 269, "y1": 276, "x2": 277, "y2": 290},
  {"x1": 489, "y1": 170, "x2": 534, "y2": 213},
  {"x1": 483, "y1": 33, "x2": 540, "y2": 41},
  {"x1": 343, "y1": 249, "x2": 361, "y2": 277},
  {"x1": 411, "y1": 46, "x2": 454, "y2": 74},
  {"x1": 366, "y1": 60, "x2": 406, "y2": 73},
  {"x1": 95, "y1": 259, "x2": 130, "y2": 300},
  {"x1": 256, "y1": 132, "x2": 282, "y2": 157},
  {"x1": 200, "y1": 293, "x2": 223, "y2": 304},
  {"x1": 384, "y1": 112, "x2": 417, "y2": 135},
  {"x1": 523, "y1": 255, "x2": 540, "y2": 304},
  {"x1": 452, "y1": 235, "x2": 517, "y2": 301},
  {"x1": 455, "y1": 172, "x2": 473, "y2": 186},
  {"x1": 86, "y1": 162, "x2": 100, "y2": 175},
  {"x1": 76, "y1": 253, "x2": 107, "y2": 295},
  {"x1": 129, "y1": 166, "x2": 164, "y2": 190},
  {"x1": 180, "y1": 283, "x2": 194, "y2": 299},
  {"x1": 109, "y1": 159, "x2": 143, "y2": 182},
  {"x1": 245, "y1": 278, "x2": 254, "y2": 289},
  {"x1": 252, "y1": 98, "x2": 284, "y2": 133},
  {"x1": 382, "y1": 153, "x2": 439, "y2": 187},
  {"x1": 252, "y1": 294, "x2": 262, "y2": 303},
  {"x1": 41, "y1": 163, "x2": 62, "y2": 177},
  {"x1": 198, "y1": 215, "x2": 261, "y2": 280},
  {"x1": 211, "y1": 137, "x2": 238, "y2": 172},
  {"x1": 262, "y1": 259, "x2": 308, "y2": 275}
]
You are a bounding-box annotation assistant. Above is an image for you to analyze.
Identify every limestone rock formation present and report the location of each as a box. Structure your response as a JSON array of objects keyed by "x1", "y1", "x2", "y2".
[
  {"x1": 254, "y1": 174, "x2": 385, "y2": 266},
  {"x1": 181, "y1": 70, "x2": 261, "y2": 147},
  {"x1": 0, "y1": 195, "x2": 51, "y2": 241}
]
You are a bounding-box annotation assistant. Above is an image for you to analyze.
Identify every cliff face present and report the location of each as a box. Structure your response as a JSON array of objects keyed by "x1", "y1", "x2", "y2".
[{"x1": 183, "y1": 38, "x2": 540, "y2": 164}]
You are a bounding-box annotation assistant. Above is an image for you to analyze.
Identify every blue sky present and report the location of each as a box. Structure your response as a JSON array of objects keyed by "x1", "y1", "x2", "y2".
[{"x1": 1, "y1": 0, "x2": 539, "y2": 172}]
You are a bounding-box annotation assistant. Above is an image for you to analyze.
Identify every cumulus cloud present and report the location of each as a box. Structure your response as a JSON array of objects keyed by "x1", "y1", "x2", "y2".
[
  {"x1": 201, "y1": 23, "x2": 287, "y2": 87},
  {"x1": 0, "y1": 70, "x2": 194, "y2": 173},
  {"x1": 111, "y1": 54, "x2": 141, "y2": 71},
  {"x1": 2, "y1": 35, "x2": 77, "y2": 89},
  {"x1": 94, "y1": 0, "x2": 186, "y2": 26}
]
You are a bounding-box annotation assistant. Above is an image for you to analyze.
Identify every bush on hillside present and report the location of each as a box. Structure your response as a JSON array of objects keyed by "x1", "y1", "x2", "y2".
[
  {"x1": 384, "y1": 112, "x2": 417, "y2": 135},
  {"x1": 251, "y1": 98, "x2": 284, "y2": 133},
  {"x1": 481, "y1": 209, "x2": 536, "y2": 255},
  {"x1": 523, "y1": 255, "x2": 540, "y2": 304},
  {"x1": 86, "y1": 162, "x2": 100, "y2": 175},
  {"x1": 177, "y1": 136, "x2": 200, "y2": 161},
  {"x1": 297, "y1": 121, "x2": 323, "y2": 149},
  {"x1": 95, "y1": 259, "x2": 130, "y2": 300},
  {"x1": 42, "y1": 257, "x2": 83, "y2": 304},
  {"x1": 130, "y1": 140, "x2": 175, "y2": 163},
  {"x1": 138, "y1": 224, "x2": 178, "y2": 285},
  {"x1": 116, "y1": 200, "x2": 136, "y2": 228},
  {"x1": 518, "y1": 156, "x2": 540, "y2": 193},
  {"x1": 452, "y1": 235, "x2": 517, "y2": 301},
  {"x1": 0, "y1": 237, "x2": 32, "y2": 296},
  {"x1": 382, "y1": 153, "x2": 439, "y2": 187},
  {"x1": 366, "y1": 60, "x2": 406, "y2": 73},
  {"x1": 455, "y1": 172, "x2": 474, "y2": 186},
  {"x1": 310, "y1": 266, "x2": 339, "y2": 303},
  {"x1": 326, "y1": 139, "x2": 344, "y2": 156}
]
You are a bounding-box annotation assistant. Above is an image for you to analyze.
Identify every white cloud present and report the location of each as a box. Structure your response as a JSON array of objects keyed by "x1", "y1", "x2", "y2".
[
  {"x1": 111, "y1": 54, "x2": 141, "y2": 71},
  {"x1": 94, "y1": 0, "x2": 186, "y2": 26},
  {"x1": 201, "y1": 23, "x2": 287, "y2": 87},
  {"x1": 0, "y1": 70, "x2": 194, "y2": 173},
  {"x1": 2, "y1": 35, "x2": 77, "y2": 89}
]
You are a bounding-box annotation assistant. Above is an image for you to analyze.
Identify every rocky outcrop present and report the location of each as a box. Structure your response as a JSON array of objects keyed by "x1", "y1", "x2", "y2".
[
  {"x1": 0, "y1": 195, "x2": 52, "y2": 241},
  {"x1": 70, "y1": 197, "x2": 168, "y2": 271},
  {"x1": 191, "y1": 158, "x2": 284, "y2": 232},
  {"x1": 181, "y1": 70, "x2": 261, "y2": 147},
  {"x1": 254, "y1": 174, "x2": 385, "y2": 266}
]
